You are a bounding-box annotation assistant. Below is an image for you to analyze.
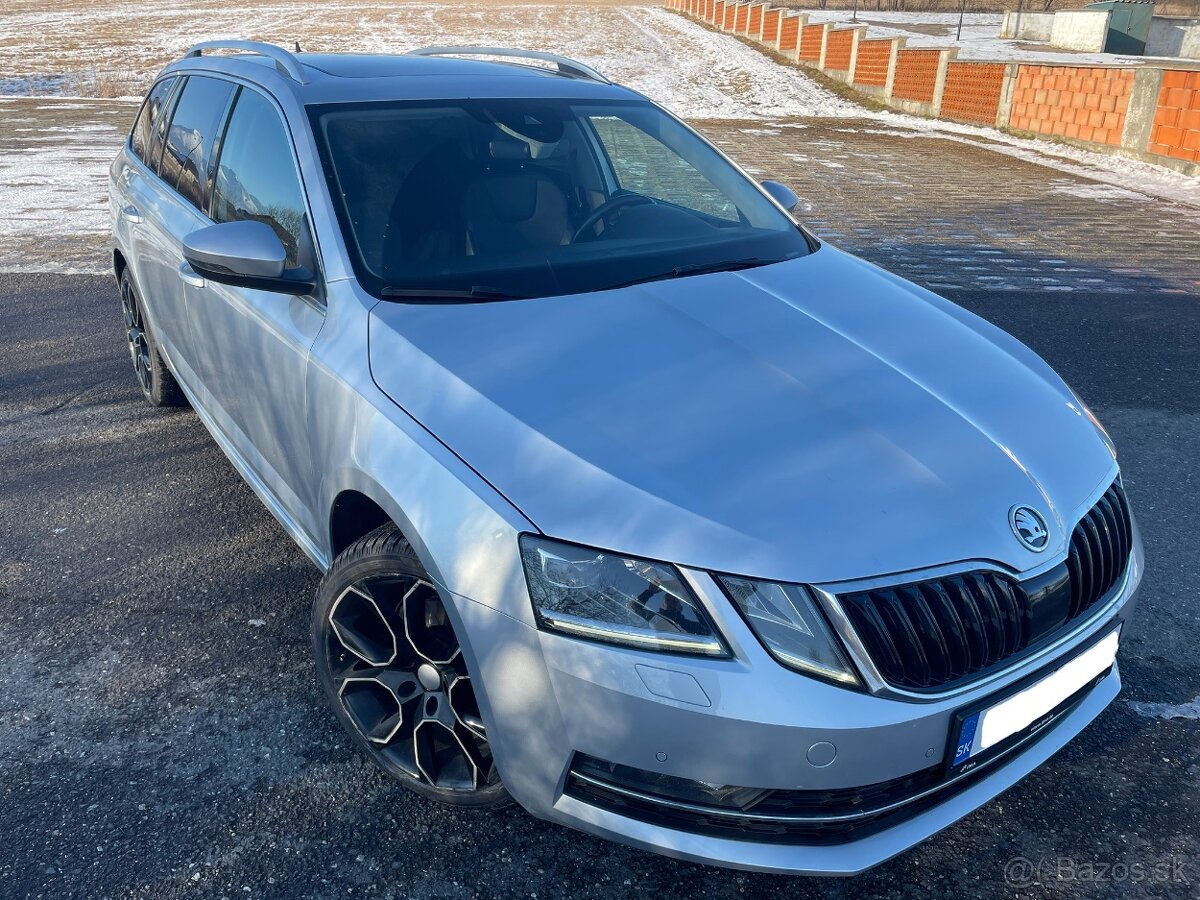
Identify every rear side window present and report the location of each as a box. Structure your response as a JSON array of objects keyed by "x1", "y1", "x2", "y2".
[
  {"x1": 211, "y1": 89, "x2": 307, "y2": 269},
  {"x1": 130, "y1": 77, "x2": 176, "y2": 165},
  {"x1": 159, "y1": 76, "x2": 236, "y2": 211}
]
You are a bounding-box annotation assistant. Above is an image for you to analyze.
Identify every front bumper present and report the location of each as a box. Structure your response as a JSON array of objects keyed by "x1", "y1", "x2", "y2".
[{"x1": 451, "y1": 532, "x2": 1142, "y2": 875}]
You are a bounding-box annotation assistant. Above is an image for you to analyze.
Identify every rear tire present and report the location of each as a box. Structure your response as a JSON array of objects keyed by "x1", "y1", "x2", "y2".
[
  {"x1": 312, "y1": 524, "x2": 510, "y2": 809},
  {"x1": 119, "y1": 269, "x2": 185, "y2": 407}
]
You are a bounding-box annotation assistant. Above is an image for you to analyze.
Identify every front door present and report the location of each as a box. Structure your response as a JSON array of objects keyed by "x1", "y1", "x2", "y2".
[{"x1": 181, "y1": 86, "x2": 326, "y2": 537}]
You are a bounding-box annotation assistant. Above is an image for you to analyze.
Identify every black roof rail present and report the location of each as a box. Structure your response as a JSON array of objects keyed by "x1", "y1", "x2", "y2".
[{"x1": 406, "y1": 46, "x2": 609, "y2": 84}]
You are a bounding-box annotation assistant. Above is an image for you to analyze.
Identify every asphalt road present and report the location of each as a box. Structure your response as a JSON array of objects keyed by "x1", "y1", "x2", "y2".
[{"x1": 1, "y1": 270, "x2": 1197, "y2": 900}]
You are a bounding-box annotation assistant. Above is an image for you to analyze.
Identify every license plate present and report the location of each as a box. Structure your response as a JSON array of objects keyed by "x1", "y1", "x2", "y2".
[{"x1": 950, "y1": 626, "x2": 1120, "y2": 772}]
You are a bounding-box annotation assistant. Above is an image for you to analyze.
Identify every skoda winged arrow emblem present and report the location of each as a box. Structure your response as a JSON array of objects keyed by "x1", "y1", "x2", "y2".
[{"x1": 1009, "y1": 506, "x2": 1050, "y2": 552}]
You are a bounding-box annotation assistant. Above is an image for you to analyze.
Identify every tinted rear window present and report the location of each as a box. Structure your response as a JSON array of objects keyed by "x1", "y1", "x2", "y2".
[
  {"x1": 159, "y1": 76, "x2": 236, "y2": 211},
  {"x1": 130, "y1": 77, "x2": 176, "y2": 165}
]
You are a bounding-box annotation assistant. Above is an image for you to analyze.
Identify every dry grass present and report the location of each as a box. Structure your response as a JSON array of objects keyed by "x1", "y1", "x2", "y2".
[
  {"x1": 0, "y1": 0, "x2": 659, "y2": 99},
  {"x1": 63, "y1": 66, "x2": 143, "y2": 99}
]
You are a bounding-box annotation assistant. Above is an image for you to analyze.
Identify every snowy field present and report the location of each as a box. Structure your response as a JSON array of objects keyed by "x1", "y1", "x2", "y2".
[{"x1": 0, "y1": 0, "x2": 1198, "y2": 274}]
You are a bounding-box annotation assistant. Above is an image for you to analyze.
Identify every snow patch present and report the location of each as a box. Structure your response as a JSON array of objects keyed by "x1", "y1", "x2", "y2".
[{"x1": 1129, "y1": 697, "x2": 1200, "y2": 720}]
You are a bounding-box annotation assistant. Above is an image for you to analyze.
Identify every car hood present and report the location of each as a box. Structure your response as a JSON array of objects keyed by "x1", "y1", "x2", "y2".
[{"x1": 368, "y1": 246, "x2": 1117, "y2": 585}]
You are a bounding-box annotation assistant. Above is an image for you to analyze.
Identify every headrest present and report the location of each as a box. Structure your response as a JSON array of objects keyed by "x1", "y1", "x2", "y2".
[{"x1": 489, "y1": 139, "x2": 531, "y2": 161}]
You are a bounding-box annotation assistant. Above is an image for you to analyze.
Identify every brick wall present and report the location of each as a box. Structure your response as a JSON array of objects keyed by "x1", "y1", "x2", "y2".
[
  {"x1": 1009, "y1": 65, "x2": 1134, "y2": 147},
  {"x1": 664, "y1": 0, "x2": 1199, "y2": 169},
  {"x1": 762, "y1": 7, "x2": 780, "y2": 41},
  {"x1": 748, "y1": 3, "x2": 763, "y2": 36},
  {"x1": 824, "y1": 29, "x2": 855, "y2": 71},
  {"x1": 779, "y1": 14, "x2": 800, "y2": 51},
  {"x1": 854, "y1": 38, "x2": 893, "y2": 87},
  {"x1": 892, "y1": 49, "x2": 941, "y2": 103},
  {"x1": 1150, "y1": 70, "x2": 1200, "y2": 163},
  {"x1": 799, "y1": 23, "x2": 825, "y2": 62},
  {"x1": 941, "y1": 61, "x2": 1007, "y2": 125}
]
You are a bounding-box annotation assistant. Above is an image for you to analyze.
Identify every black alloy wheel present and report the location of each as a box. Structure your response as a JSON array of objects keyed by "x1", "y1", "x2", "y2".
[
  {"x1": 117, "y1": 270, "x2": 185, "y2": 407},
  {"x1": 312, "y1": 525, "x2": 509, "y2": 808}
]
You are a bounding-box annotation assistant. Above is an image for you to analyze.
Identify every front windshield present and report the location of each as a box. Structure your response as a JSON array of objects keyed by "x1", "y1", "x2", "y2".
[{"x1": 308, "y1": 98, "x2": 812, "y2": 300}]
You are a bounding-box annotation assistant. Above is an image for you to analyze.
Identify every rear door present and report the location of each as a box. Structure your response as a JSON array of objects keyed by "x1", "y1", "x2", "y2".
[
  {"x1": 127, "y1": 75, "x2": 236, "y2": 386},
  {"x1": 182, "y1": 85, "x2": 326, "y2": 535},
  {"x1": 121, "y1": 76, "x2": 184, "y2": 365}
]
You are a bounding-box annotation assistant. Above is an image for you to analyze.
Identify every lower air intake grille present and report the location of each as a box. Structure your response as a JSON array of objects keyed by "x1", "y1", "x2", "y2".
[{"x1": 839, "y1": 480, "x2": 1132, "y2": 691}]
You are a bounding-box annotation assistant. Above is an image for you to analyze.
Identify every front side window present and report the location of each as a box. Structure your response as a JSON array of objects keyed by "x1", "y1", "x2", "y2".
[
  {"x1": 588, "y1": 114, "x2": 737, "y2": 222},
  {"x1": 130, "y1": 77, "x2": 176, "y2": 165},
  {"x1": 211, "y1": 89, "x2": 307, "y2": 269},
  {"x1": 159, "y1": 76, "x2": 235, "y2": 211},
  {"x1": 309, "y1": 98, "x2": 810, "y2": 300}
]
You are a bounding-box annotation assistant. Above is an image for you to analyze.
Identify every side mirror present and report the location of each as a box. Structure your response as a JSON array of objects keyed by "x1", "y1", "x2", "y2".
[
  {"x1": 761, "y1": 180, "x2": 800, "y2": 213},
  {"x1": 182, "y1": 220, "x2": 314, "y2": 295}
]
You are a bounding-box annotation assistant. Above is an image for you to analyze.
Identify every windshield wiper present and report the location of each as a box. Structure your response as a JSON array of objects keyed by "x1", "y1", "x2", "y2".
[
  {"x1": 597, "y1": 257, "x2": 776, "y2": 293},
  {"x1": 380, "y1": 285, "x2": 532, "y2": 302}
]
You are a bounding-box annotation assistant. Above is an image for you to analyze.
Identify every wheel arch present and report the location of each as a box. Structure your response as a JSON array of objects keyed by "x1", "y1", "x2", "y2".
[
  {"x1": 323, "y1": 473, "x2": 451, "y2": 596},
  {"x1": 113, "y1": 247, "x2": 129, "y2": 283},
  {"x1": 329, "y1": 489, "x2": 394, "y2": 559}
]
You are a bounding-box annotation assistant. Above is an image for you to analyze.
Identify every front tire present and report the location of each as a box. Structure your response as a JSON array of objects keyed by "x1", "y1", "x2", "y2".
[
  {"x1": 118, "y1": 269, "x2": 185, "y2": 407},
  {"x1": 311, "y1": 524, "x2": 509, "y2": 808}
]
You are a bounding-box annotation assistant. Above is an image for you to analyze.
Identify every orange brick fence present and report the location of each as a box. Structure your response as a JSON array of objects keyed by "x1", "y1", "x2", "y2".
[
  {"x1": 892, "y1": 49, "x2": 943, "y2": 104},
  {"x1": 940, "y1": 61, "x2": 1007, "y2": 126},
  {"x1": 823, "y1": 28, "x2": 855, "y2": 72},
  {"x1": 799, "y1": 23, "x2": 825, "y2": 63},
  {"x1": 666, "y1": 0, "x2": 1200, "y2": 175},
  {"x1": 779, "y1": 13, "x2": 801, "y2": 53},
  {"x1": 1152, "y1": 70, "x2": 1200, "y2": 163}
]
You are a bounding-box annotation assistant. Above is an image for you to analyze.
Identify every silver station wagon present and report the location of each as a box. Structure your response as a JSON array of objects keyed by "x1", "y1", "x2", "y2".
[{"x1": 109, "y1": 41, "x2": 1142, "y2": 875}]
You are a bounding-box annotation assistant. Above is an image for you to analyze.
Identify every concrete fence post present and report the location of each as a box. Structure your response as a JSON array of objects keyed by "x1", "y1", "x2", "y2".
[
  {"x1": 776, "y1": 11, "x2": 803, "y2": 59},
  {"x1": 884, "y1": 37, "x2": 905, "y2": 98},
  {"x1": 1122, "y1": 66, "x2": 1164, "y2": 154},
  {"x1": 844, "y1": 27, "x2": 869, "y2": 85},
  {"x1": 817, "y1": 23, "x2": 831, "y2": 69},
  {"x1": 745, "y1": 2, "x2": 765, "y2": 38},
  {"x1": 996, "y1": 62, "x2": 1020, "y2": 130},
  {"x1": 725, "y1": 2, "x2": 740, "y2": 33},
  {"x1": 736, "y1": 2, "x2": 751, "y2": 35},
  {"x1": 760, "y1": 6, "x2": 783, "y2": 47},
  {"x1": 821, "y1": 26, "x2": 867, "y2": 82},
  {"x1": 786, "y1": 13, "x2": 809, "y2": 62},
  {"x1": 724, "y1": 2, "x2": 739, "y2": 31},
  {"x1": 930, "y1": 48, "x2": 959, "y2": 117},
  {"x1": 850, "y1": 35, "x2": 904, "y2": 96}
]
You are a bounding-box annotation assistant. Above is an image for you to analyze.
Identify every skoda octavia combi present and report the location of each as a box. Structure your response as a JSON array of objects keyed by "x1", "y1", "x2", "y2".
[{"x1": 109, "y1": 41, "x2": 1142, "y2": 874}]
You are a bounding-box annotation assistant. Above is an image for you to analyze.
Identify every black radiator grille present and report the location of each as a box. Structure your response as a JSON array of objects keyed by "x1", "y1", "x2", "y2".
[{"x1": 839, "y1": 480, "x2": 1132, "y2": 691}]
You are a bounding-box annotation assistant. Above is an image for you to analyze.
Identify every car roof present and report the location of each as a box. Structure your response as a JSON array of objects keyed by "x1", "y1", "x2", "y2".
[{"x1": 161, "y1": 48, "x2": 643, "y2": 105}]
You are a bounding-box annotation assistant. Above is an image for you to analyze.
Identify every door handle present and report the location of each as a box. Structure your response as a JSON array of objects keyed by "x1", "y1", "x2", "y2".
[
  {"x1": 120, "y1": 204, "x2": 142, "y2": 225},
  {"x1": 177, "y1": 261, "x2": 206, "y2": 288}
]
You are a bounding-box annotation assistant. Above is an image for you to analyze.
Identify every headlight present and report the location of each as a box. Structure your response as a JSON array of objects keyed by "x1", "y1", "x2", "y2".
[
  {"x1": 520, "y1": 536, "x2": 727, "y2": 656},
  {"x1": 717, "y1": 576, "x2": 859, "y2": 686}
]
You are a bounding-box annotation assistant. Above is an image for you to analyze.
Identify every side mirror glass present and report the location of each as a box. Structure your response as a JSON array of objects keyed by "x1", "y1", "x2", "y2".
[
  {"x1": 183, "y1": 220, "x2": 313, "y2": 295},
  {"x1": 761, "y1": 180, "x2": 800, "y2": 213}
]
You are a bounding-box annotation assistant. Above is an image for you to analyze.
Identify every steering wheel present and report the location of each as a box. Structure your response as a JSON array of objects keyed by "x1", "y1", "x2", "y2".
[{"x1": 573, "y1": 191, "x2": 657, "y2": 243}]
